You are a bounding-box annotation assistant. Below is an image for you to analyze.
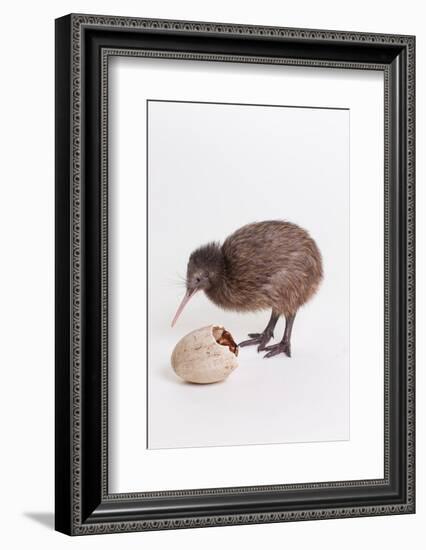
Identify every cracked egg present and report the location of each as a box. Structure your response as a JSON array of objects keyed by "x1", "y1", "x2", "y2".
[{"x1": 171, "y1": 325, "x2": 239, "y2": 384}]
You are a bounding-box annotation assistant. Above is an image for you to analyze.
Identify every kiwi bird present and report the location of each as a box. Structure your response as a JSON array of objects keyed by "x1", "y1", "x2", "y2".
[{"x1": 171, "y1": 220, "x2": 323, "y2": 358}]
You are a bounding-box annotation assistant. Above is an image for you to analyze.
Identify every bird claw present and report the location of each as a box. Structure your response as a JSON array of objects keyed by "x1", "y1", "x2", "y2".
[
  {"x1": 238, "y1": 336, "x2": 262, "y2": 348},
  {"x1": 238, "y1": 331, "x2": 273, "y2": 351},
  {"x1": 263, "y1": 342, "x2": 291, "y2": 358}
]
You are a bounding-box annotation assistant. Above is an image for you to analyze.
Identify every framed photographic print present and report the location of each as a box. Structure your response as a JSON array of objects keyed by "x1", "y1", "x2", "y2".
[{"x1": 55, "y1": 14, "x2": 416, "y2": 535}]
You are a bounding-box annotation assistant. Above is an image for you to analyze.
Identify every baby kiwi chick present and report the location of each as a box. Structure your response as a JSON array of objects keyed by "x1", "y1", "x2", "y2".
[{"x1": 172, "y1": 220, "x2": 323, "y2": 358}]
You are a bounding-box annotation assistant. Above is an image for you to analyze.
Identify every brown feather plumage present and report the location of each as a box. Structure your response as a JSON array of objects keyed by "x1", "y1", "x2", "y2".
[{"x1": 189, "y1": 220, "x2": 323, "y2": 317}]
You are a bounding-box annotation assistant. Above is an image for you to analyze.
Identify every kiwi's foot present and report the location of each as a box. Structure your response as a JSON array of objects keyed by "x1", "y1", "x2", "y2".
[
  {"x1": 238, "y1": 330, "x2": 274, "y2": 352},
  {"x1": 263, "y1": 341, "x2": 291, "y2": 358}
]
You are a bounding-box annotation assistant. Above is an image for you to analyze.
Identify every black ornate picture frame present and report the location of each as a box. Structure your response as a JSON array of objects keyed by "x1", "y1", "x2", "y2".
[{"x1": 55, "y1": 13, "x2": 415, "y2": 535}]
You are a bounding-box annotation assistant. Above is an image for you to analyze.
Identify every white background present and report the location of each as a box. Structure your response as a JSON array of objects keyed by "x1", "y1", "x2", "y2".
[
  {"x1": 147, "y1": 101, "x2": 350, "y2": 450},
  {"x1": 110, "y1": 57, "x2": 383, "y2": 492},
  {"x1": 0, "y1": 1, "x2": 423, "y2": 549}
]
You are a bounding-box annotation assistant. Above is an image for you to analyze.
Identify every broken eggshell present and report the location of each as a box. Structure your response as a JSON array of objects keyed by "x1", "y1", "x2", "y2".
[{"x1": 171, "y1": 325, "x2": 239, "y2": 384}]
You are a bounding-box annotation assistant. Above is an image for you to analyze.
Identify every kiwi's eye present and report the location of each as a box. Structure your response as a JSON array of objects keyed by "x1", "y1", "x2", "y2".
[{"x1": 195, "y1": 276, "x2": 201, "y2": 283}]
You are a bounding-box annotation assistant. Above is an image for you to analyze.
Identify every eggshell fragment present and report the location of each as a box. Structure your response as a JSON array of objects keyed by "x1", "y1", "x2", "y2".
[{"x1": 171, "y1": 325, "x2": 239, "y2": 384}]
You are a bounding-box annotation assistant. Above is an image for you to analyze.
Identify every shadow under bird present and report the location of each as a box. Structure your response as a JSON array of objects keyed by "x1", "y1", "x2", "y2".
[{"x1": 171, "y1": 220, "x2": 323, "y2": 358}]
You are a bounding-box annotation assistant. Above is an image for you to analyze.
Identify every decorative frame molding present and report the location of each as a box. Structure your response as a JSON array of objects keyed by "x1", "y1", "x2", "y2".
[{"x1": 55, "y1": 14, "x2": 415, "y2": 535}]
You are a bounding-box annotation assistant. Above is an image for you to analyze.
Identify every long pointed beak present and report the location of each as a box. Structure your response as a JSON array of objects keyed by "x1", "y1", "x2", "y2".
[{"x1": 171, "y1": 289, "x2": 198, "y2": 327}]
